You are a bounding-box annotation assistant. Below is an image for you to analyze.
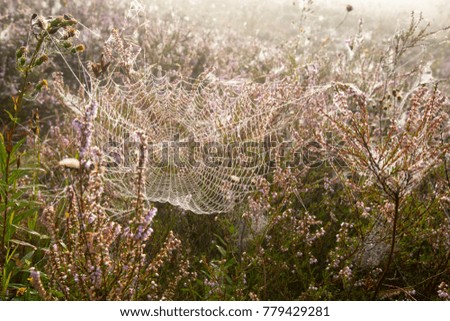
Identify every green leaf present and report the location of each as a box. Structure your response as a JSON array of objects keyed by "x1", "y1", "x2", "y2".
[
  {"x1": 224, "y1": 258, "x2": 236, "y2": 270},
  {"x1": 5, "y1": 210, "x2": 16, "y2": 243},
  {"x1": 213, "y1": 233, "x2": 228, "y2": 248},
  {"x1": 216, "y1": 245, "x2": 227, "y2": 257},
  {"x1": 2, "y1": 269, "x2": 12, "y2": 293},
  {"x1": 225, "y1": 274, "x2": 233, "y2": 284},
  {"x1": 5, "y1": 246, "x2": 18, "y2": 263},
  {"x1": 10, "y1": 239, "x2": 37, "y2": 250},
  {"x1": 4, "y1": 110, "x2": 19, "y2": 124},
  {"x1": 12, "y1": 224, "x2": 49, "y2": 240},
  {"x1": 7, "y1": 169, "x2": 29, "y2": 185},
  {"x1": 0, "y1": 133, "x2": 6, "y2": 170},
  {"x1": 21, "y1": 250, "x2": 35, "y2": 265},
  {"x1": 11, "y1": 138, "x2": 25, "y2": 155}
]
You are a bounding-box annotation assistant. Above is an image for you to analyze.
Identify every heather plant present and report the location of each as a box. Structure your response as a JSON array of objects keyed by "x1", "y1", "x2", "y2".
[
  {"x1": 32, "y1": 102, "x2": 192, "y2": 300},
  {"x1": 309, "y1": 58, "x2": 449, "y2": 301},
  {"x1": 240, "y1": 169, "x2": 329, "y2": 300}
]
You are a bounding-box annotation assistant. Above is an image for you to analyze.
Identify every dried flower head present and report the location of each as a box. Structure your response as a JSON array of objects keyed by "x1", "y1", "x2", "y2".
[
  {"x1": 35, "y1": 79, "x2": 48, "y2": 91},
  {"x1": 16, "y1": 46, "x2": 28, "y2": 59},
  {"x1": 58, "y1": 158, "x2": 80, "y2": 169},
  {"x1": 49, "y1": 16, "x2": 64, "y2": 27},
  {"x1": 64, "y1": 27, "x2": 78, "y2": 40},
  {"x1": 60, "y1": 14, "x2": 78, "y2": 27},
  {"x1": 34, "y1": 54, "x2": 49, "y2": 66},
  {"x1": 71, "y1": 44, "x2": 85, "y2": 54}
]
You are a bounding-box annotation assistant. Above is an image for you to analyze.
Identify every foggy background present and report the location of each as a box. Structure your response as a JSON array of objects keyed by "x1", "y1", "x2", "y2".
[{"x1": 145, "y1": 0, "x2": 450, "y2": 41}]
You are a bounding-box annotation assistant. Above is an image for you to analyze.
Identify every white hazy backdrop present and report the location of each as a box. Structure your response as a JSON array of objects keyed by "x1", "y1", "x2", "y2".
[{"x1": 144, "y1": 0, "x2": 450, "y2": 36}]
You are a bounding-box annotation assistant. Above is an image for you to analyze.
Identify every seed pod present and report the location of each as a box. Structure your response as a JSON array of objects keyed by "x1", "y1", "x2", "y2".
[
  {"x1": 18, "y1": 57, "x2": 27, "y2": 66},
  {"x1": 64, "y1": 27, "x2": 77, "y2": 39},
  {"x1": 35, "y1": 79, "x2": 48, "y2": 91},
  {"x1": 62, "y1": 41, "x2": 72, "y2": 49},
  {"x1": 34, "y1": 54, "x2": 49, "y2": 66},
  {"x1": 36, "y1": 16, "x2": 48, "y2": 30},
  {"x1": 49, "y1": 16, "x2": 63, "y2": 27},
  {"x1": 61, "y1": 20, "x2": 77, "y2": 27},
  {"x1": 47, "y1": 27, "x2": 60, "y2": 35},
  {"x1": 75, "y1": 44, "x2": 85, "y2": 52},
  {"x1": 61, "y1": 14, "x2": 78, "y2": 27},
  {"x1": 16, "y1": 46, "x2": 28, "y2": 59},
  {"x1": 71, "y1": 44, "x2": 85, "y2": 54}
]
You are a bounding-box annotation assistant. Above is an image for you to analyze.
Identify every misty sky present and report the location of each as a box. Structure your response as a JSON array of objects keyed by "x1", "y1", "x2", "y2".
[{"x1": 317, "y1": 0, "x2": 447, "y2": 18}]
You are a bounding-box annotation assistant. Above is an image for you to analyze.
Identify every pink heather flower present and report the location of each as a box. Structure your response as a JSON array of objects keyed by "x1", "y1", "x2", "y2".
[
  {"x1": 338, "y1": 266, "x2": 353, "y2": 280},
  {"x1": 123, "y1": 226, "x2": 131, "y2": 238},
  {"x1": 88, "y1": 214, "x2": 97, "y2": 224},
  {"x1": 437, "y1": 282, "x2": 450, "y2": 300},
  {"x1": 72, "y1": 119, "x2": 82, "y2": 135},
  {"x1": 134, "y1": 208, "x2": 157, "y2": 241},
  {"x1": 60, "y1": 137, "x2": 70, "y2": 148},
  {"x1": 30, "y1": 268, "x2": 40, "y2": 280},
  {"x1": 114, "y1": 225, "x2": 122, "y2": 235},
  {"x1": 144, "y1": 207, "x2": 157, "y2": 223}
]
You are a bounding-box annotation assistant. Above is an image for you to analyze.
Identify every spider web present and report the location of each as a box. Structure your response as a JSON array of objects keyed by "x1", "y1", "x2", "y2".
[
  {"x1": 53, "y1": 29, "x2": 322, "y2": 213},
  {"x1": 29, "y1": 3, "x2": 327, "y2": 214},
  {"x1": 78, "y1": 71, "x2": 313, "y2": 214}
]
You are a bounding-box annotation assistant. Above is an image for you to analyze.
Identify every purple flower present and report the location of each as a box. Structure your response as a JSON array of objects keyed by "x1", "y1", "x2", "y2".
[
  {"x1": 72, "y1": 119, "x2": 82, "y2": 135},
  {"x1": 144, "y1": 207, "x2": 157, "y2": 223}
]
